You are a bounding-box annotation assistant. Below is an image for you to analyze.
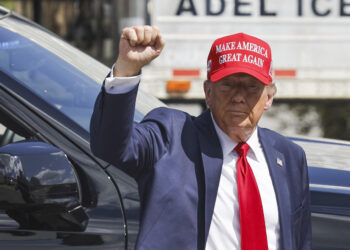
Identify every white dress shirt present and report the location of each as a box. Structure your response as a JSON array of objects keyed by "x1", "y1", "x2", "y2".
[
  {"x1": 104, "y1": 70, "x2": 280, "y2": 250},
  {"x1": 104, "y1": 65, "x2": 140, "y2": 94},
  {"x1": 206, "y1": 118, "x2": 280, "y2": 250}
]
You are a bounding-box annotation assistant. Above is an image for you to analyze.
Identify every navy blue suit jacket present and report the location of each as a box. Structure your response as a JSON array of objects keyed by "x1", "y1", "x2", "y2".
[{"x1": 90, "y1": 85, "x2": 312, "y2": 250}]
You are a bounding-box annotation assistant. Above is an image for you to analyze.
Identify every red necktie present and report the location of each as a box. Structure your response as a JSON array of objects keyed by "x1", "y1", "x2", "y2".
[{"x1": 235, "y1": 142, "x2": 268, "y2": 250}]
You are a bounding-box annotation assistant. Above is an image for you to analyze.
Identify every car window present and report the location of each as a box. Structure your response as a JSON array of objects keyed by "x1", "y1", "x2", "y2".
[
  {"x1": 0, "y1": 109, "x2": 31, "y2": 147},
  {"x1": 0, "y1": 18, "x2": 165, "y2": 133},
  {"x1": 0, "y1": 124, "x2": 24, "y2": 147},
  {"x1": 0, "y1": 26, "x2": 103, "y2": 132}
]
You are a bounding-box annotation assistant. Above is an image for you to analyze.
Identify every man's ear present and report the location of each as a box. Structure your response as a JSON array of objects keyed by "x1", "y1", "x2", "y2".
[
  {"x1": 203, "y1": 80, "x2": 212, "y2": 108},
  {"x1": 264, "y1": 84, "x2": 276, "y2": 110}
]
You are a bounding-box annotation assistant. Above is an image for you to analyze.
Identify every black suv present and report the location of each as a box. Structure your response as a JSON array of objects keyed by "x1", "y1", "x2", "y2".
[{"x1": 0, "y1": 6, "x2": 350, "y2": 250}]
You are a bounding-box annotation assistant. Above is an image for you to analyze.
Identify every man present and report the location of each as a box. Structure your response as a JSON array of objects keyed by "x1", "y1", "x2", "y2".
[{"x1": 90, "y1": 26, "x2": 311, "y2": 250}]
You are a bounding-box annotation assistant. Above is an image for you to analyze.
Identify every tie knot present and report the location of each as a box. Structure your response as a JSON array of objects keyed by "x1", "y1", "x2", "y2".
[{"x1": 234, "y1": 142, "x2": 250, "y2": 157}]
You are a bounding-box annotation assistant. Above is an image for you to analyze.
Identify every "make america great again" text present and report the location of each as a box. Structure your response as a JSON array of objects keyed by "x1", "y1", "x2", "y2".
[{"x1": 216, "y1": 41, "x2": 268, "y2": 68}]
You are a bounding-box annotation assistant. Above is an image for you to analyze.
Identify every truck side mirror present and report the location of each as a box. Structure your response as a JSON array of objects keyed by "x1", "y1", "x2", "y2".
[{"x1": 0, "y1": 141, "x2": 88, "y2": 231}]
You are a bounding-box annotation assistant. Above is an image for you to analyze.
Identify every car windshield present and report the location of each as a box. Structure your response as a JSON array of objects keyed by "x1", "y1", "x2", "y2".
[{"x1": 0, "y1": 15, "x2": 164, "y2": 132}]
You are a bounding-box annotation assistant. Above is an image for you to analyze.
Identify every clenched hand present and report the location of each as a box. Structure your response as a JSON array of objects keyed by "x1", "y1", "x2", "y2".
[{"x1": 114, "y1": 26, "x2": 165, "y2": 77}]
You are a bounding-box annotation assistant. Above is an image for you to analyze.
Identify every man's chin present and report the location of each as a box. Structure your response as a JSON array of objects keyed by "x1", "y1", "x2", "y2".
[
  {"x1": 226, "y1": 118, "x2": 249, "y2": 127},
  {"x1": 226, "y1": 120, "x2": 255, "y2": 132}
]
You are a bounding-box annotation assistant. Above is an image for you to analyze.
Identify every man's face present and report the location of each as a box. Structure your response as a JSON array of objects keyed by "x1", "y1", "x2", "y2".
[{"x1": 204, "y1": 73, "x2": 274, "y2": 138}]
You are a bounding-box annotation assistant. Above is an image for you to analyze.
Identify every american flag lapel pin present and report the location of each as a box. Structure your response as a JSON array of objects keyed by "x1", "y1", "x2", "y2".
[{"x1": 276, "y1": 157, "x2": 283, "y2": 167}]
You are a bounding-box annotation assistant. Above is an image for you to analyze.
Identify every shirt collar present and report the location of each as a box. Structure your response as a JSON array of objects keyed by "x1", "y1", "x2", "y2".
[
  {"x1": 246, "y1": 126, "x2": 260, "y2": 160},
  {"x1": 211, "y1": 113, "x2": 260, "y2": 159}
]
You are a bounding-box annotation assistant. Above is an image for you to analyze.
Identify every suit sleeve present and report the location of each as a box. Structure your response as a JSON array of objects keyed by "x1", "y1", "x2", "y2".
[
  {"x1": 90, "y1": 78, "x2": 170, "y2": 179},
  {"x1": 300, "y1": 149, "x2": 312, "y2": 250}
]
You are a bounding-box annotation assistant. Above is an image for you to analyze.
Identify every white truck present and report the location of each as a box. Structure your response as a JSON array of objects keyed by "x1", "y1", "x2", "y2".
[{"x1": 141, "y1": 0, "x2": 350, "y2": 101}]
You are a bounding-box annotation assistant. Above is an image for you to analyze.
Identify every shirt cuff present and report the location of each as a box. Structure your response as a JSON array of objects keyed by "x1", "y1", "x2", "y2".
[{"x1": 104, "y1": 64, "x2": 141, "y2": 94}]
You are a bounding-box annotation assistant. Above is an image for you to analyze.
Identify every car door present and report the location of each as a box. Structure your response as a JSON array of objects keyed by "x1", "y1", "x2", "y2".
[
  {"x1": 293, "y1": 138, "x2": 350, "y2": 250},
  {"x1": 0, "y1": 76, "x2": 127, "y2": 249}
]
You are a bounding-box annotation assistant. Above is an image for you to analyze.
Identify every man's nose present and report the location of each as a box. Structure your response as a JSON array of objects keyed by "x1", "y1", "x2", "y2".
[{"x1": 230, "y1": 85, "x2": 246, "y2": 103}]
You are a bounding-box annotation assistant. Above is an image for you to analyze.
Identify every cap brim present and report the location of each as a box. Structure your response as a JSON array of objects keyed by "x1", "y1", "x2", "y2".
[{"x1": 210, "y1": 67, "x2": 271, "y2": 85}]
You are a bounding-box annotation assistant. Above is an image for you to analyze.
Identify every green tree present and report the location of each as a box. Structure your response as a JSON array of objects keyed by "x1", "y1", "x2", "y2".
[{"x1": 317, "y1": 102, "x2": 350, "y2": 140}]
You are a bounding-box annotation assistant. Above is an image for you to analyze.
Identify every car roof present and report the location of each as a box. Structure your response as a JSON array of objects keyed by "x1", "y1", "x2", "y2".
[{"x1": 291, "y1": 136, "x2": 350, "y2": 172}]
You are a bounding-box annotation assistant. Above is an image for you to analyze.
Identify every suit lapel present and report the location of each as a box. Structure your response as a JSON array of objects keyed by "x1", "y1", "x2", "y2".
[
  {"x1": 194, "y1": 110, "x2": 223, "y2": 243},
  {"x1": 258, "y1": 128, "x2": 292, "y2": 250}
]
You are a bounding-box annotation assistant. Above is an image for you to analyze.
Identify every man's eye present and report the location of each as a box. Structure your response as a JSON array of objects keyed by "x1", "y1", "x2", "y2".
[
  {"x1": 220, "y1": 83, "x2": 231, "y2": 89},
  {"x1": 247, "y1": 84, "x2": 258, "y2": 89}
]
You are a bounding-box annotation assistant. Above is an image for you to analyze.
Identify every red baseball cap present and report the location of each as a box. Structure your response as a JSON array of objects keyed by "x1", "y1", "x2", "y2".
[{"x1": 207, "y1": 33, "x2": 273, "y2": 85}]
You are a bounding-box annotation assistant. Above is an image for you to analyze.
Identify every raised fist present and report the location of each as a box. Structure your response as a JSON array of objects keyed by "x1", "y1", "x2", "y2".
[{"x1": 114, "y1": 26, "x2": 165, "y2": 77}]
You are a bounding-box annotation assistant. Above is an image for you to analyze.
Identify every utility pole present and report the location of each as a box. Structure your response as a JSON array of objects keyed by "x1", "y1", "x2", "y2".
[
  {"x1": 111, "y1": 0, "x2": 145, "y2": 61},
  {"x1": 33, "y1": 0, "x2": 41, "y2": 24}
]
